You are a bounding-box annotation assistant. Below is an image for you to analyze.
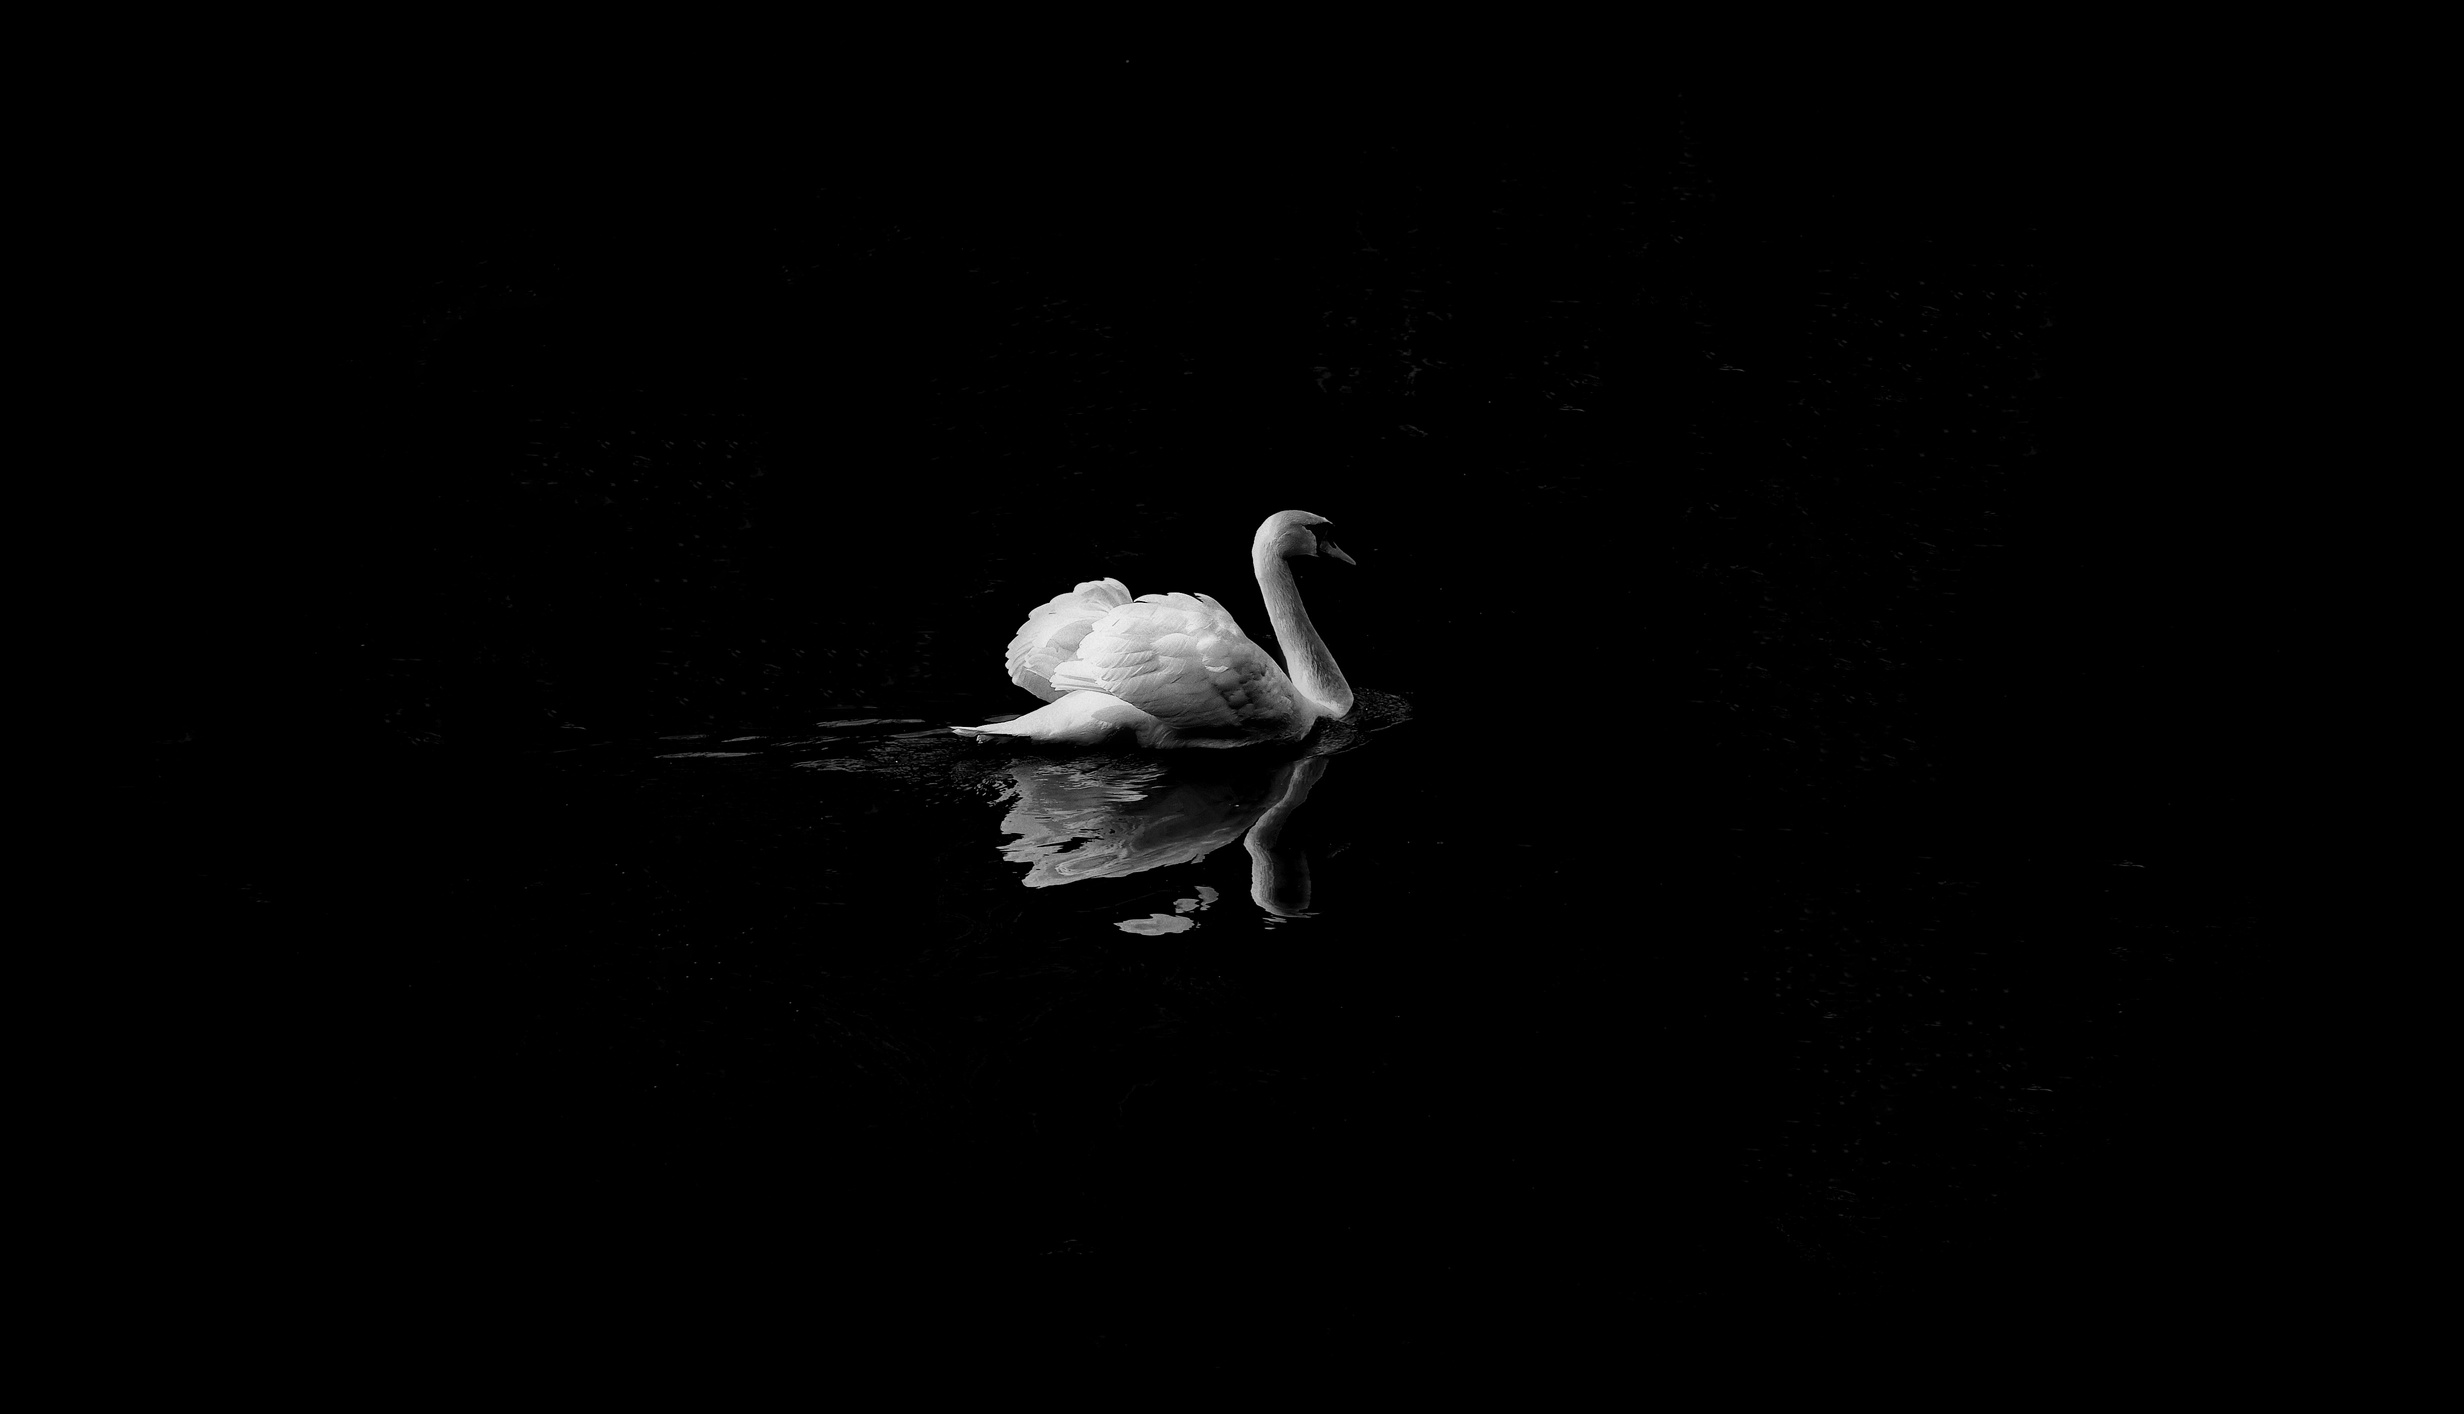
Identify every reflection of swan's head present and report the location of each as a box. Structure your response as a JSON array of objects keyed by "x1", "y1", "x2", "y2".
[{"x1": 1252, "y1": 509, "x2": 1356, "y2": 566}]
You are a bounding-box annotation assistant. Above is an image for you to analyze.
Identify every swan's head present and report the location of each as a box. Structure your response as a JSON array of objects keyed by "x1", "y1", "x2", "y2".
[{"x1": 1253, "y1": 509, "x2": 1356, "y2": 565}]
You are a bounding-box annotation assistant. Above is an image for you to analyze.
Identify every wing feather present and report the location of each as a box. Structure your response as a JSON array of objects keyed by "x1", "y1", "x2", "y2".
[
  {"x1": 1004, "y1": 578, "x2": 1133, "y2": 702},
  {"x1": 1046, "y1": 592, "x2": 1307, "y2": 735}
]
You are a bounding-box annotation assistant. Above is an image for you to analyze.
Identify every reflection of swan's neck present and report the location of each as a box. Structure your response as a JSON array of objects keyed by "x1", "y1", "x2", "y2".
[
  {"x1": 1245, "y1": 755, "x2": 1328, "y2": 917},
  {"x1": 1254, "y1": 550, "x2": 1354, "y2": 719}
]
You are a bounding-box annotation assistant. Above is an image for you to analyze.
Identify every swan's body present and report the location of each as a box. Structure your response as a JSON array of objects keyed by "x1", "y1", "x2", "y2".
[{"x1": 954, "y1": 510, "x2": 1355, "y2": 749}]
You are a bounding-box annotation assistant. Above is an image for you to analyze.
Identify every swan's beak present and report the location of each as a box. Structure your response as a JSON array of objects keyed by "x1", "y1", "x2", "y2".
[{"x1": 1319, "y1": 539, "x2": 1357, "y2": 566}]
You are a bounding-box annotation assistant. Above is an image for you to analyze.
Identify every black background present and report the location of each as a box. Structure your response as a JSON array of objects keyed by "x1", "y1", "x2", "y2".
[{"x1": 96, "y1": 67, "x2": 2278, "y2": 1365}]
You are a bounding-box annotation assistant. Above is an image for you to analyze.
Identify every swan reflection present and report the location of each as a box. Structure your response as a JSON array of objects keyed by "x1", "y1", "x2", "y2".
[{"x1": 992, "y1": 752, "x2": 1334, "y2": 918}]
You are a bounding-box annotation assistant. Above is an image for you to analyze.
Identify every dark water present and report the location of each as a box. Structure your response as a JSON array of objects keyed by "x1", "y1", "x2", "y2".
[{"x1": 100, "y1": 80, "x2": 2275, "y2": 1364}]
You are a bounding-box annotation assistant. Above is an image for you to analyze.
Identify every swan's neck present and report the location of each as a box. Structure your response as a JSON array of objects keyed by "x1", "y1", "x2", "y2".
[{"x1": 1254, "y1": 550, "x2": 1354, "y2": 719}]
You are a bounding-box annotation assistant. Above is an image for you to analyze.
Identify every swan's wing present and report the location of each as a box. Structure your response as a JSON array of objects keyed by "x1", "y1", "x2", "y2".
[
  {"x1": 1046, "y1": 592, "x2": 1306, "y2": 732},
  {"x1": 1005, "y1": 578, "x2": 1133, "y2": 703}
]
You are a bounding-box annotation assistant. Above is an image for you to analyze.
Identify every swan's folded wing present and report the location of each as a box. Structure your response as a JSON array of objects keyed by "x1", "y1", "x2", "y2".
[
  {"x1": 1006, "y1": 578, "x2": 1133, "y2": 702},
  {"x1": 1046, "y1": 592, "x2": 1304, "y2": 732}
]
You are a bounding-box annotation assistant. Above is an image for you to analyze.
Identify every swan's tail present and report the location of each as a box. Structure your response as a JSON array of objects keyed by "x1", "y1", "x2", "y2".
[{"x1": 952, "y1": 690, "x2": 1159, "y2": 746}]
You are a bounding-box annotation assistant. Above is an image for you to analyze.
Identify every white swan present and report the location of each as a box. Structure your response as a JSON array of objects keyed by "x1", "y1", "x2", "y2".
[{"x1": 952, "y1": 510, "x2": 1355, "y2": 749}]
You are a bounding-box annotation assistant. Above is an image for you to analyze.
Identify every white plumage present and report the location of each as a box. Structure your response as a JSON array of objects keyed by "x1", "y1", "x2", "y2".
[
  {"x1": 1003, "y1": 577, "x2": 1132, "y2": 700},
  {"x1": 955, "y1": 510, "x2": 1356, "y2": 749}
]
